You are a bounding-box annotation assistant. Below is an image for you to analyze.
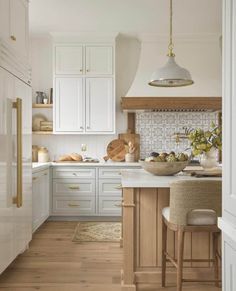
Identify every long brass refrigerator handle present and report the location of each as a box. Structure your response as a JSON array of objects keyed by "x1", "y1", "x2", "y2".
[{"x1": 12, "y1": 98, "x2": 23, "y2": 208}]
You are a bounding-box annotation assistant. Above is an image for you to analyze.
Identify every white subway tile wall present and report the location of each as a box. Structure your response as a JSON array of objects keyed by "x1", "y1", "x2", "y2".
[{"x1": 136, "y1": 112, "x2": 219, "y2": 159}]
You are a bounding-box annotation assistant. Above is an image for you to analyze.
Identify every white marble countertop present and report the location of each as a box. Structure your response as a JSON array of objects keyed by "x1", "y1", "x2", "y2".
[
  {"x1": 121, "y1": 169, "x2": 222, "y2": 188},
  {"x1": 32, "y1": 161, "x2": 141, "y2": 171}
]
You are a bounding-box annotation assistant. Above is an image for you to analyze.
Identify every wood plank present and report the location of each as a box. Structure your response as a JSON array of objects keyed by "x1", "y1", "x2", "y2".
[
  {"x1": 139, "y1": 188, "x2": 157, "y2": 267},
  {"x1": 127, "y1": 112, "x2": 136, "y2": 133},
  {"x1": 121, "y1": 97, "x2": 222, "y2": 111}
]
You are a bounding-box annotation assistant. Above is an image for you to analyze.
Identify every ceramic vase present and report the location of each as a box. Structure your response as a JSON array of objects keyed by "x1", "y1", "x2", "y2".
[{"x1": 199, "y1": 147, "x2": 219, "y2": 169}]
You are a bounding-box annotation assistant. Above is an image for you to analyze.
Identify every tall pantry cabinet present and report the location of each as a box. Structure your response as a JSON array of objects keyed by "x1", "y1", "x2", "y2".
[
  {"x1": 218, "y1": 0, "x2": 236, "y2": 290},
  {"x1": 0, "y1": 0, "x2": 32, "y2": 274},
  {"x1": 53, "y1": 41, "x2": 115, "y2": 134}
]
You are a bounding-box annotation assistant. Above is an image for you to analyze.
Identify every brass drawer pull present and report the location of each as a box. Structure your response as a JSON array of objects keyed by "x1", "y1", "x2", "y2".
[
  {"x1": 32, "y1": 177, "x2": 37, "y2": 181},
  {"x1": 122, "y1": 203, "x2": 135, "y2": 208},
  {"x1": 114, "y1": 184, "x2": 122, "y2": 190},
  {"x1": 114, "y1": 203, "x2": 122, "y2": 208},
  {"x1": 68, "y1": 203, "x2": 80, "y2": 207},
  {"x1": 44, "y1": 173, "x2": 48, "y2": 176},
  {"x1": 69, "y1": 186, "x2": 80, "y2": 190}
]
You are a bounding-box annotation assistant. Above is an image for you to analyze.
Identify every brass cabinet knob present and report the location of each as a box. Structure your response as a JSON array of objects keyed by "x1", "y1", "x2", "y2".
[{"x1": 10, "y1": 35, "x2": 16, "y2": 41}]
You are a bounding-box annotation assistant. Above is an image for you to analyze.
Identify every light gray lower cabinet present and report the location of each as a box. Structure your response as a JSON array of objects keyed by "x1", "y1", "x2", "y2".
[
  {"x1": 52, "y1": 166, "x2": 140, "y2": 216},
  {"x1": 32, "y1": 168, "x2": 50, "y2": 232}
]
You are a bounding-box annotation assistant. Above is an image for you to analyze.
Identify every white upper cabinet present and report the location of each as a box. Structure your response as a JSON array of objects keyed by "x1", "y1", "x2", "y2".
[
  {"x1": 86, "y1": 78, "x2": 114, "y2": 133},
  {"x1": 55, "y1": 77, "x2": 84, "y2": 133},
  {"x1": 85, "y1": 46, "x2": 113, "y2": 75},
  {"x1": 55, "y1": 45, "x2": 113, "y2": 76},
  {"x1": 0, "y1": 0, "x2": 10, "y2": 41},
  {"x1": 53, "y1": 41, "x2": 115, "y2": 134},
  {"x1": 55, "y1": 46, "x2": 83, "y2": 75},
  {"x1": 0, "y1": 0, "x2": 30, "y2": 83},
  {"x1": 9, "y1": 0, "x2": 29, "y2": 59}
]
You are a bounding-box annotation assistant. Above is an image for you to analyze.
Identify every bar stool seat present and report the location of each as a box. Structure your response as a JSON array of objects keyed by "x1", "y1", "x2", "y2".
[{"x1": 162, "y1": 207, "x2": 217, "y2": 225}]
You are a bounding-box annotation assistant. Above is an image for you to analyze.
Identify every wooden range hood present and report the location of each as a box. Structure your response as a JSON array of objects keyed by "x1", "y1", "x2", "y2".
[{"x1": 121, "y1": 97, "x2": 222, "y2": 112}]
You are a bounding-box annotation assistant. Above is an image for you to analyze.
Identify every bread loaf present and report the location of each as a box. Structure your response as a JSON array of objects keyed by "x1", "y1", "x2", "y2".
[
  {"x1": 70, "y1": 153, "x2": 83, "y2": 161},
  {"x1": 59, "y1": 155, "x2": 73, "y2": 161}
]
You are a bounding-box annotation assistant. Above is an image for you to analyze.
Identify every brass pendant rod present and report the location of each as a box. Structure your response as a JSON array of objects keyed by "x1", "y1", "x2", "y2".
[{"x1": 168, "y1": 0, "x2": 175, "y2": 57}]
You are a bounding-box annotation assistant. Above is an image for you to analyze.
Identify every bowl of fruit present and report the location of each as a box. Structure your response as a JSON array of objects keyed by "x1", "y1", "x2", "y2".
[{"x1": 139, "y1": 152, "x2": 189, "y2": 176}]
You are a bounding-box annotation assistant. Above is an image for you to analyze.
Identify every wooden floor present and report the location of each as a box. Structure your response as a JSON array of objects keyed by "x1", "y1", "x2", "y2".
[{"x1": 0, "y1": 221, "x2": 221, "y2": 291}]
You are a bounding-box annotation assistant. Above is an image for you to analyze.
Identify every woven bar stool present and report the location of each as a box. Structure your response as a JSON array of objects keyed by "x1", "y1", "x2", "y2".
[{"x1": 162, "y1": 179, "x2": 222, "y2": 291}]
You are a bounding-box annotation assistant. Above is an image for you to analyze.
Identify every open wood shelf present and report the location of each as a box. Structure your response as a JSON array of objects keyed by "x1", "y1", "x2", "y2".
[
  {"x1": 32, "y1": 104, "x2": 53, "y2": 108},
  {"x1": 32, "y1": 131, "x2": 53, "y2": 135}
]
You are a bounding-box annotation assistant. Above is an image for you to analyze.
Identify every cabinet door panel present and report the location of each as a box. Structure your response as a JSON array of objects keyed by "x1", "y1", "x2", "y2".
[
  {"x1": 9, "y1": 0, "x2": 28, "y2": 58},
  {"x1": 55, "y1": 78, "x2": 84, "y2": 132},
  {"x1": 55, "y1": 46, "x2": 83, "y2": 75},
  {"x1": 0, "y1": 0, "x2": 10, "y2": 41},
  {"x1": 86, "y1": 78, "x2": 114, "y2": 133},
  {"x1": 223, "y1": 0, "x2": 236, "y2": 224},
  {"x1": 86, "y1": 46, "x2": 113, "y2": 75}
]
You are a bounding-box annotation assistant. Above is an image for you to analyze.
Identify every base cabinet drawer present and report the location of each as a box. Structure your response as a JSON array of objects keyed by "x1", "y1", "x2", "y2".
[
  {"x1": 53, "y1": 179, "x2": 95, "y2": 196},
  {"x1": 52, "y1": 196, "x2": 95, "y2": 215},
  {"x1": 98, "y1": 197, "x2": 122, "y2": 216},
  {"x1": 99, "y1": 168, "x2": 122, "y2": 178},
  {"x1": 99, "y1": 179, "x2": 122, "y2": 196},
  {"x1": 53, "y1": 168, "x2": 95, "y2": 179}
]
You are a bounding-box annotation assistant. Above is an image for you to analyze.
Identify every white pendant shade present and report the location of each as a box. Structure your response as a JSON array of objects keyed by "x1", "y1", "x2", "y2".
[{"x1": 149, "y1": 56, "x2": 194, "y2": 87}]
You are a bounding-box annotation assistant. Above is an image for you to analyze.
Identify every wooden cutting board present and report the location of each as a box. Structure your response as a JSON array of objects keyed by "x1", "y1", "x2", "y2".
[
  {"x1": 106, "y1": 139, "x2": 126, "y2": 162},
  {"x1": 118, "y1": 133, "x2": 140, "y2": 161}
]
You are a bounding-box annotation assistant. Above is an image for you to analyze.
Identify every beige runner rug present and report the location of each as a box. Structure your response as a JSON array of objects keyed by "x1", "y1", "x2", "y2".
[{"x1": 72, "y1": 222, "x2": 121, "y2": 243}]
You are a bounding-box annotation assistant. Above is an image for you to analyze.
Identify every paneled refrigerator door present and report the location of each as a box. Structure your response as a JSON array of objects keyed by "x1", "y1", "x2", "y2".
[
  {"x1": 0, "y1": 67, "x2": 15, "y2": 274},
  {"x1": 12, "y1": 76, "x2": 32, "y2": 256}
]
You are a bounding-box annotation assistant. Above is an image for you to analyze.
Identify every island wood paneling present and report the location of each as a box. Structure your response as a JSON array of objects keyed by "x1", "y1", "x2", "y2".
[{"x1": 122, "y1": 187, "x2": 221, "y2": 290}]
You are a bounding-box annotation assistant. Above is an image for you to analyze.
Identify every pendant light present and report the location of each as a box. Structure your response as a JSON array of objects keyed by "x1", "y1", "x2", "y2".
[{"x1": 148, "y1": 0, "x2": 194, "y2": 87}]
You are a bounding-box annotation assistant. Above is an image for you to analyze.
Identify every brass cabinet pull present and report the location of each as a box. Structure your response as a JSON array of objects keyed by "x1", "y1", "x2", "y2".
[
  {"x1": 68, "y1": 203, "x2": 80, "y2": 207},
  {"x1": 44, "y1": 173, "x2": 48, "y2": 176},
  {"x1": 80, "y1": 69, "x2": 83, "y2": 72},
  {"x1": 114, "y1": 184, "x2": 122, "y2": 190},
  {"x1": 12, "y1": 98, "x2": 22, "y2": 208},
  {"x1": 86, "y1": 69, "x2": 90, "y2": 72},
  {"x1": 72, "y1": 173, "x2": 78, "y2": 176},
  {"x1": 10, "y1": 35, "x2": 16, "y2": 41},
  {"x1": 114, "y1": 203, "x2": 122, "y2": 208},
  {"x1": 32, "y1": 177, "x2": 37, "y2": 181},
  {"x1": 69, "y1": 186, "x2": 80, "y2": 190}
]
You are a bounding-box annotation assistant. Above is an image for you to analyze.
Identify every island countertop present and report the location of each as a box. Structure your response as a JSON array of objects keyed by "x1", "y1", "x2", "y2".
[{"x1": 121, "y1": 168, "x2": 221, "y2": 188}]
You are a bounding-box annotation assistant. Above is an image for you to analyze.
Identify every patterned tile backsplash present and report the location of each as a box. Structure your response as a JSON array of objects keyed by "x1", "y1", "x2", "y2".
[{"x1": 136, "y1": 112, "x2": 218, "y2": 159}]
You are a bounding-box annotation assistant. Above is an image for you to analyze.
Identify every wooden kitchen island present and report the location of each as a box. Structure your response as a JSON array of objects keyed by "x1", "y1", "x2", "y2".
[{"x1": 120, "y1": 169, "x2": 221, "y2": 290}]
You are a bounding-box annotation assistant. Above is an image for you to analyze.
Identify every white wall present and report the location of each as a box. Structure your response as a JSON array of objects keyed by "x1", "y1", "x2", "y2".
[{"x1": 30, "y1": 35, "x2": 140, "y2": 160}]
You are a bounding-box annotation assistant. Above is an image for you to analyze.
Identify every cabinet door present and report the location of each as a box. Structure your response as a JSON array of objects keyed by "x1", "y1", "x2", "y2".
[
  {"x1": 85, "y1": 46, "x2": 113, "y2": 75},
  {"x1": 9, "y1": 0, "x2": 29, "y2": 59},
  {"x1": 223, "y1": 0, "x2": 236, "y2": 224},
  {"x1": 0, "y1": 0, "x2": 10, "y2": 41},
  {"x1": 55, "y1": 46, "x2": 83, "y2": 75},
  {"x1": 55, "y1": 78, "x2": 84, "y2": 133},
  {"x1": 85, "y1": 78, "x2": 114, "y2": 133},
  {"x1": 223, "y1": 236, "x2": 236, "y2": 290},
  {"x1": 41, "y1": 169, "x2": 50, "y2": 220}
]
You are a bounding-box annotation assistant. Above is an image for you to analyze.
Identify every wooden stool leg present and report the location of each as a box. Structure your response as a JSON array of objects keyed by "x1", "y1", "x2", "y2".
[
  {"x1": 213, "y1": 232, "x2": 220, "y2": 287},
  {"x1": 162, "y1": 217, "x2": 167, "y2": 287},
  {"x1": 177, "y1": 229, "x2": 185, "y2": 291}
]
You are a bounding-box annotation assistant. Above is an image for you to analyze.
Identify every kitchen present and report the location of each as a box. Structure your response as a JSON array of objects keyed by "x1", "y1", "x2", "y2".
[{"x1": 0, "y1": 1, "x2": 236, "y2": 291}]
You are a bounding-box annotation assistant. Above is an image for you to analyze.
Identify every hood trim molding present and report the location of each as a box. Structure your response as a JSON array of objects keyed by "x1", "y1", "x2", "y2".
[{"x1": 121, "y1": 97, "x2": 222, "y2": 112}]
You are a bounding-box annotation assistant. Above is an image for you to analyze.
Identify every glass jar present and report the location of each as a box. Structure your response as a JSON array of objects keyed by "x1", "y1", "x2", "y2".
[{"x1": 38, "y1": 147, "x2": 50, "y2": 163}]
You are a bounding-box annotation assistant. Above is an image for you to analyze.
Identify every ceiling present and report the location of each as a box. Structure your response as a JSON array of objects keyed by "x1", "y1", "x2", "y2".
[{"x1": 29, "y1": 0, "x2": 222, "y2": 36}]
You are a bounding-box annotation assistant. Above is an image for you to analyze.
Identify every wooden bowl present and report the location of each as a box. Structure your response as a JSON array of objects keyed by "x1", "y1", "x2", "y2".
[{"x1": 139, "y1": 160, "x2": 189, "y2": 176}]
